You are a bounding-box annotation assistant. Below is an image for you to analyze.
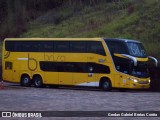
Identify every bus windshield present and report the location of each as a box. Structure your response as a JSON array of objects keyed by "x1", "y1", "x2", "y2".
[
  {"x1": 127, "y1": 42, "x2": 147, "y2": 58},
  {"x1": 131, "y1": 62, "x2": 149, "y2": 78},
  {"x1": 105, "y1": 40, "x2": 147, "y2": 58},
  {"x1": 105, "y1": 39, "x2": 149, "y2": 78},
  {"x1": 105, "y1": 41, "x2": 128, "y2": 55}
]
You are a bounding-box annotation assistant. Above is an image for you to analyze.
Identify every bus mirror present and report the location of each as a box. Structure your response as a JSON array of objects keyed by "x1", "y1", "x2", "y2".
[
  {"x1": 148, "y1": 56, "x2": 158, "y2": 67},
  {"x1": 114, "y1": 53, "x2": 137, "y2": 66},
  {"x1": 121, "y1": 54, "x2": 137, "y2": 66}
]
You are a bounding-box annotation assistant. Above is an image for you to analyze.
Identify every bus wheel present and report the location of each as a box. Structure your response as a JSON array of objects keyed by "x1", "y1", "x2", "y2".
[
  {"x1": 33, "y1": 75, "x2": 44, "y2": 88},
  {"x1": 100, "y1": 79, "x2": 112, "y2": 91},
  {"x1": 21, "y1": 75, "x2": 32, "y2": 87}
]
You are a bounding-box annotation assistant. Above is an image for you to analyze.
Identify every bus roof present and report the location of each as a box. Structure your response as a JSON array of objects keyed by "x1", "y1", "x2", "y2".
[
  {"x1": 4, "y1": 38, "x2": 103, "y2": 41},
  {"x1": 4, "y1": 38, "x2": 141, "y2": 43},
  {"x1": 104, "y1": 38, "x2": 141, "y2": 43}
]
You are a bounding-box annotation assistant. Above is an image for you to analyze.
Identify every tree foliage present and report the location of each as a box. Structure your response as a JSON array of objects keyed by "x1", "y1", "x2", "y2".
[{"x1": 0, "y1": 0, "x2": 125, "y2": 40}]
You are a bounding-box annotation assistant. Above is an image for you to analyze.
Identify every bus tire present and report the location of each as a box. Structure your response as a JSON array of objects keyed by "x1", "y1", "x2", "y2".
[
  {"x1": 100, "y1": 78, "x2": 112, "y2": 91},
  {"x1": 33, "y1": 75, "x2": 44, "y2": 88},
  {"x1": 21, "y1": 74, "x2": 32, "y2": 87}
]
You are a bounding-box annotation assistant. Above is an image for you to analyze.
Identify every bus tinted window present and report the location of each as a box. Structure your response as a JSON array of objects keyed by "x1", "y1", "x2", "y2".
[
  {"x1": 71, "y1": 41, "x2": 86, "y2": 53},
  {"x1": 44, "y1": 41, "x2": 54, "y2": 52},
  {"x1": 21, "y1": 41, "x2": 30, "y2": 52},
  {"x1": 5, "y1": 40, "x2": 105, "y2": 55},
  {"x1": 30, "y1": 41, "x2": 44, "y2": 52},
  {"x1": 30, "y1": 41, "x2": 54, "y2": 52},
  {"x1": 73, "y1": 62, "x2": 86, "y2": 72},
  {"x1": 106, "y1": 41, "x2": 128, "y2": 54},
  {"x1": 54, "y1": 41, "x2": 70, "y2": 52},
  {"x1": 87, "y1": 41, "x2": 106, "y2": 56},
  {"x1": 63, "y1": 63, "x2": 74, "y2": 72},
  {"x1": 87, "y1": 62, "x2": 110, "y2": 73},
  {"x1": 40, "y1": 61, "x2": 110, "y2": 74},
  {"x1": 5, "y1": 41, "x2": 14, "y2": 51},
  {"x1": 6, "y1": 41, "x2": 30, "y2": 52}
]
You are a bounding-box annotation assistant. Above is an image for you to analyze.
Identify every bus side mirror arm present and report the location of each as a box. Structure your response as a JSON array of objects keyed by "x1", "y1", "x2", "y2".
[
  {"x1": 148, "y1": 56, "x2": 158, "y2": 67},
  {"x1": 121, "y1": 54, "x2": 137, "y2": 66}
]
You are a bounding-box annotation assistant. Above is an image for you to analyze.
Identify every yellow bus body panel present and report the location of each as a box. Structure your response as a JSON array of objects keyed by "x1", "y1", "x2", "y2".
[{"x1": 2, "y1": 38, "x2": 150, "y2": 89}]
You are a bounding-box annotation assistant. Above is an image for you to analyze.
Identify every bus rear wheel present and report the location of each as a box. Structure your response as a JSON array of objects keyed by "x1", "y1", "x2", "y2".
[
  {"x1": 100, "y1": 79, "x2": 112, "y2": 91},
  {"x1": 33, "y1": 75, "x2": 44, "y2": 88},
  {"x1": 21, "y1": 75, "x2": 32, "y2": 87}
]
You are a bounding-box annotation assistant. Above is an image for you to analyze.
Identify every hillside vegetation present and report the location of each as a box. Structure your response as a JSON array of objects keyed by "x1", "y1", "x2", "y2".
[
  {"x1": 0, "y1": 0, "x2": 160, "y2": 62},
  {"x1": 21, "y1": 0, "x2": 160, "y2": 61}
]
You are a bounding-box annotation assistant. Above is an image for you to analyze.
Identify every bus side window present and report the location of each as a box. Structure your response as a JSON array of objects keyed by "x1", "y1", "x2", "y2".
[
  {"x1": 64, "y1": 63, "x2": 74, "y2": 72},
  {"x1": 5, "y1": 41, "x2": 14, "y2": 51},
  {"x1": 22, "y1": 41, "x2": 30, "y2": 52},
  {"x1": 13, "y1": 41, "x2": 30, "y2": 52},
  {"x1": 73, "y1": 63, "x2": 86, "y2": 72},
  {"x1": 30, "y1": 41, "x2": 44, "y2": 52},
  {"x1": 44, "y1": 41, "x2": 54, "y2": 52},
  {"x1": 70, "y1": 41, "x2": 86, "y2": 53},
  {"x1": 55, "y1": 63, "x2": 65, "y2": 72},
  {"x1": 87, "y1": 41, "x2": 106, "y2": 56},
  {"x1": 54, "y1": 41, "x2": 70, "y2": 52},
  {"x1": 14, "y1": 41, "x2": 22, "y2": 52},
  {"x1": 107, "y1": 41, "x2": 128, "y2": 54}
]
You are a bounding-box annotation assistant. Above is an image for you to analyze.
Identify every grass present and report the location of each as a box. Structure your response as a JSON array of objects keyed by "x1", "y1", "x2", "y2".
[{"x1": 21, "y1": 0, "x2": 160, "y2": 63}]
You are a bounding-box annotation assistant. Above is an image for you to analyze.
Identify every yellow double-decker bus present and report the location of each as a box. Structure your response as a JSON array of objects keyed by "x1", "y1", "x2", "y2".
[{"x1": 2, "y1": 38, "x2": 158, "y2": 91}]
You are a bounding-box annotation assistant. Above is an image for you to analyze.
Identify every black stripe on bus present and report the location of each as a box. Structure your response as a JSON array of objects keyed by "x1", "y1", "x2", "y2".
[{"x1": 40, "y1": 62, "x2": 110, "y2": 74}]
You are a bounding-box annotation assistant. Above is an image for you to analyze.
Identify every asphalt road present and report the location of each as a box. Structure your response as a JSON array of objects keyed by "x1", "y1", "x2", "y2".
[{"x1": 0, "y1": 82, "x2": 160, "y2": 120}]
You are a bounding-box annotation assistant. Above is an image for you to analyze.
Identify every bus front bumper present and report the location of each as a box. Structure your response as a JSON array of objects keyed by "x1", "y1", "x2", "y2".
[{"x1": 130, "y1": 79, "x2": 150, "y2": 89}]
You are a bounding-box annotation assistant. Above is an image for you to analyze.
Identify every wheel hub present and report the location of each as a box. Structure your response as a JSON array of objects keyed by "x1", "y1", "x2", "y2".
[
  {"x1": 24, "y1": 78, "x2": 29, "y2": 84},
  {"x1": 103, "y1": 82, "x2": 109, "y2": 88},
  {"x1": 35, "y1": 79, "x2": 40, "y2": 86}
]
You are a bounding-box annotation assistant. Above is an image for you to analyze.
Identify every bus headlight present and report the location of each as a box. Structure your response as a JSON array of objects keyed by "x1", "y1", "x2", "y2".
[
  {"x1": 133, "y1": 79, "x2": 138, "y2": 83},
  {"x1": 129, "y1": 77, "x2": 138, "y2": 83},
  {"x1": 148, "y1": 79, "x2": 151, "y2": 83}
]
